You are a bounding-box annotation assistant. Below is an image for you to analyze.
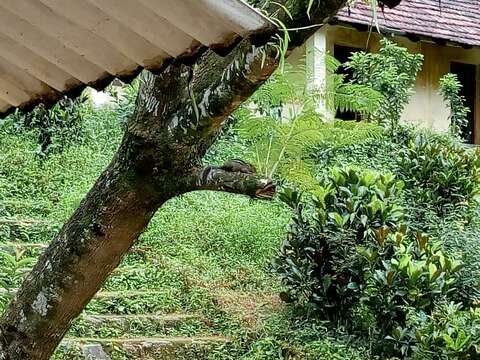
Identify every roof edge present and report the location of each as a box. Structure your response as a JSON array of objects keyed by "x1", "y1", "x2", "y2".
[{"x1": 331, "y1": 19, "x2": 479, "y2": 50}]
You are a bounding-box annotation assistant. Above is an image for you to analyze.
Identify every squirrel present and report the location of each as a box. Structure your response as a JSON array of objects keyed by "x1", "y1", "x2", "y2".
[
  {"x1": 220, "y1": 159, "x2": 257, "y2": 174},
  {"x1": 200, "y1": 159, "x2": 257, "y2": 184}
]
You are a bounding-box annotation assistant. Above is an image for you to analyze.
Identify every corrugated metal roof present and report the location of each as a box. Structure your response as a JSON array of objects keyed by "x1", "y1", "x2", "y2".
[
  {"x1": 0, "y1": 0, "x2": 273, "y2": 117},
  {"x1": 336, "y1": 0, "x2": 480, "y2": 48}
]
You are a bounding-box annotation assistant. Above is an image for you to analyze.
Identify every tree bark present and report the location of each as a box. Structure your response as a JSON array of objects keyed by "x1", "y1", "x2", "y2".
[
  {"x1": 0, "y1": 1, "x2": 347, "y2": 358},
  {"x1": 190, "y1": 163, "x2": 276, "y2": 199}
]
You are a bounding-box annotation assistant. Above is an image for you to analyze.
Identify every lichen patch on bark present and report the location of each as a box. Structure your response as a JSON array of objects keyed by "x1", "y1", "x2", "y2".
[{"x1": 32, "y1": 292, "x2": 48, "y2": 317}]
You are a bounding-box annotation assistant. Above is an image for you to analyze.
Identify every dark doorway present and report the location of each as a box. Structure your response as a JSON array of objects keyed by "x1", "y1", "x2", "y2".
[
  {"x1": 334, "y1": 45, "x2": 362, "y2": 121},
  {"x1": 450, "y1": 62, "x2": 477, "y2": 144}
]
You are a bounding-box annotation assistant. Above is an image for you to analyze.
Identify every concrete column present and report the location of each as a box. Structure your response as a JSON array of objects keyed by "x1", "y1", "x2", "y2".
[
  {"x1": 476, "y1": 65, "x2": 480, "y2": 144},
  {"x1": 305, "y1": 27, "x2": 334, "y2": 121}
]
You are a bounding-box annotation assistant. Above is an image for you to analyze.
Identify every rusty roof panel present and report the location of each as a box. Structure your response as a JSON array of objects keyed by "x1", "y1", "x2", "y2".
[
  {"x1": 336, "y1": 0, "x2": 480, "y2": 47},
  {"x1": 0, "y1": 0, "x2": 273, "y2": 117}
]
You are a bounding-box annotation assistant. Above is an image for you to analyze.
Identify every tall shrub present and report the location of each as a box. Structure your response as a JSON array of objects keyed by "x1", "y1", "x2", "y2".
[
  {"x1": 346, "y1": 39, "x2": 423, "y2": 128},
  {"x1": 272, "y1": 168, "x2": 404, "y2": 319},
  {"x1": 273, "y1": 168, "x2": 466, "y2": 357},
  {"x1": 397, "y1": 134, "x2": 480, "y2": 219},
  {"x1": 439, "y1": 73, "x2": 470, "y2": 141}
]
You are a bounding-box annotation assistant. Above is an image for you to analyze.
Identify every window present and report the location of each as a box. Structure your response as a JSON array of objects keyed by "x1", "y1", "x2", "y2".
[
  {"x1": 450, "y1": 62, "x2": 477, "y2": 144},
  {"x1": 334, "y1": 45, "x2": 362, "y2": 121}
]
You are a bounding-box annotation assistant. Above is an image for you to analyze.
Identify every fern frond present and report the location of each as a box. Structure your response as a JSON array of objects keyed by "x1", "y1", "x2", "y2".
[
  {"x1": 279, "y1": 158, "x2": 325, "y2": 197},
  {"x1": 232, "y1": 53, "x2": 387, "y2": 190},
  {"x1": 334, "y1": 83, "x2": 384, "y2": 116},
  {"x1": 236, "y1": 111, "x2": 277, "y2": 141}
]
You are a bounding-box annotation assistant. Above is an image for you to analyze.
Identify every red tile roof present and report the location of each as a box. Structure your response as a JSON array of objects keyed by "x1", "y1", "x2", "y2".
[{"x1": 335, "y1": 0, "x2": 480, "y2": 47}]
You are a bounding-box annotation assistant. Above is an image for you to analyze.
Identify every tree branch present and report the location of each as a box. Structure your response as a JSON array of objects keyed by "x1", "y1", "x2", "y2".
[{"x1": 191, "y1": 160, "x2": 275, "y2": 199}]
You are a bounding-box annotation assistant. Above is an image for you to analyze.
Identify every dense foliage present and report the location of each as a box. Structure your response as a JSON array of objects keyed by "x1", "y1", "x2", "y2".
[
  {"x1": 7, "y1": 96, "x2": 87, "y2": 157},
  {"x1": 273, "y1": 169, "x2": 404, "y2": 317},
  {"x1": 409, "y1": 303, "x2": 480, "y2": 359},
  {"x1": 397, "y1": 134, "x2": 480, "y2": 219},
  {"x1": 273, "y1": 166, "x2": 469, "y2": 357},
  {"x1": 439, "y1": 73, "x2": 470, "y2": 140},
  {"x1": 267, "y1": 39, "x2": 480, "y2": 359},
  {"x1": 346, "y1": 39, "x2": 423, "y2": 128}
]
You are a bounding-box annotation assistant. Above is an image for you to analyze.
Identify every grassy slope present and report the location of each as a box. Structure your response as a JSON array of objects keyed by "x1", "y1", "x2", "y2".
[
  {"x1": 4, "y1": 105, "x2": 479, "y2": 359},
  {"x1": 0, "y1": 106, "x2": 376, "y2": 359}
]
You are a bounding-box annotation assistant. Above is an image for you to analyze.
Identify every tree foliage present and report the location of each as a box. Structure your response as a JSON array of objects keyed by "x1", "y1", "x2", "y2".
[
  {"x1": 7, "y1": 95, "x2": 87, "y2": 157},
  {"x1": 439, "y1": 73, "x2": 471, "y2": 141},
  {"x1": 273, "y1": 163, "x2": 476, "y2": 357},
  {"x1": 346, "y1": 38, "x2": 423, "y2": 128}
]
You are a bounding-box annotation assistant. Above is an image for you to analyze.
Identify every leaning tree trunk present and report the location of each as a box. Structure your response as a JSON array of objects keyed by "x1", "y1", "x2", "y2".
[{"x1": 0, "y1": 1, "x2": 347, "y2": 358}]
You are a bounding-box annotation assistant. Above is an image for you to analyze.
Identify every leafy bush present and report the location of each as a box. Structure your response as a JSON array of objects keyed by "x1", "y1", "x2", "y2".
[
  {"x1": 273, "y1": 167, "x2": 471, "y2": 358},
  {"x1": 273, "y1": 168, "x2": 403, "y2": 319},
  {"x1": 7, "y1": 95, "x2": 87, "y2": 157},
  {"x1": 359, "y1": 231, "x2": 461, "y2": 348},
  {"x1": 397, "y1": 134, "x2": 480, "y2": 218},
  {"x1": 346, "y1": 39, "x2": 423, "y2": 128},
  {"x1": 405, "y1": 303, "x2": 480, "y2": 359},
  {"x1": 312, "y1": 134, "x2": 399, "y2": 174},
  {"x1": 439, "y1": 73, "x2": 470, "y2": 141},
  {"x1": 440, "y1": 217, "x2": 480, "y2": 305}
]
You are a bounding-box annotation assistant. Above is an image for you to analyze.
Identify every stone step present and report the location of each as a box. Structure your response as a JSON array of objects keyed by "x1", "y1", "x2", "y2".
[
  {"x1": 0, "y1": 242, "x2": 48, "y2": 248},
  {"x1": 58, "y1": 335, "x2": 229, "y2": 359},
  {"x1": 0, "y1": 219, "x2": 59, "y2": 244},
  {"x1": 0, "y1": 289, "x2": 186, "y2": 315},
  {"x1": 0, "y1": 242, "x2": 47, "y2": 258},
  {"x1": 80, "y1": 314, "x2": 201, "y2": 322},
  {"x1": 0, "y1": 241, "x2": 155, "y2": 260},
  {"x1": 0, "y1": 218, "x2": 55, "y2": 227},
  {"x1": 0, "y1": 261, "x2": 161, "y2": 291},
  {"x1": 0, "y1": 289, "x2": 168, "y2": 298},
  {"x1": 69, "y1": 313, "x2": 211, "y2": 339},
  {"x1": 85, "y1": 290, "x2": 191, "y2": 315},
  {"x1": 0, "y1": 288, "x2": 213, "y2": 320},
  {"x1": 0, "y1": 241, "x2": 154, "y2": 252},
  {"x1": 94, "y1": 290, "x2": 171, "y2": 298}
]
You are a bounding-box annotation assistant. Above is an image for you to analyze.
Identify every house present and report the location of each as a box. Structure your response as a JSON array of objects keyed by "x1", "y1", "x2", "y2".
[{"x1": 288, "y1": 0, "x2": 480, "y2": 143}]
